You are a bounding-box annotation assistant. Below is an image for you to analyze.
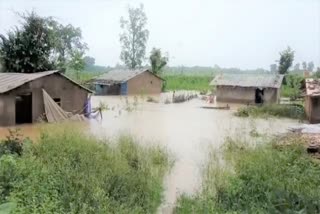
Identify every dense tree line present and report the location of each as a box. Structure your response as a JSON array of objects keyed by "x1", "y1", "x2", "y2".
[{"x1": 0, "y1": 12, "x2": 88, "y2": 73}]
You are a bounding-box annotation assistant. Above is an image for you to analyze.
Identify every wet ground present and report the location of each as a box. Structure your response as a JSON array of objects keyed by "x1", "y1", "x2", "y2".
[{"x1": 0, "y1": 94, "x2": 299, "y2": 213}]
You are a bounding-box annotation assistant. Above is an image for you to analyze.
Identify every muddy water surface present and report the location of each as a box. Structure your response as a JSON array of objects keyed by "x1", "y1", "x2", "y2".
[
  {"x1": 0, "y1": 94, "x2": 299, "y2": 212},
  {"x1": 89, "y1": 95, "x2": 298, "y2": 211}
]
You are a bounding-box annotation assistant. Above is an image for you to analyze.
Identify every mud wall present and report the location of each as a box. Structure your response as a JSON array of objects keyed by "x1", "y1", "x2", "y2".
[
  {"x1": 215, "y1": 86, "x2": 279, "y2": 104},
  {"x1": 0, "y1": 73, "x2": 89, "y2": 126},
  {"x1": 309, "y1": 97, "x2": 320, "y2": 124},
  {"x1": 127, "y1": 71, "x2": 163, "y2": 95}
]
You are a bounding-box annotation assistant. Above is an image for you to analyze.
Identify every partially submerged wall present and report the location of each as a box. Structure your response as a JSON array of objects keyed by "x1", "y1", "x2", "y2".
[
  {"x1": 215, "y1": 86, "x2": 279, "y2": 104},
  {"x1": 127, "y1": 71, "x2": 163, "y2": 95},
  {"x1": 0, "y1": 73, "x2": 89, "y2": 126}
]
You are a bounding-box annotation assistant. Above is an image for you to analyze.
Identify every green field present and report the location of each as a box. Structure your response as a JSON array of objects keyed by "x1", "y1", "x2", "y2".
[
  {"x1": 0, "y1": 126, "x2": 171, "y2": 213},
  {"x1": 235, "y1": 104, "x2": 306, "y2": 120},
  {"x1": 163, "y1": 75, "x2": 212, "y2": 92},
  {"x1": 176, "y1": 135, "x2": 320, "y2": 213}
]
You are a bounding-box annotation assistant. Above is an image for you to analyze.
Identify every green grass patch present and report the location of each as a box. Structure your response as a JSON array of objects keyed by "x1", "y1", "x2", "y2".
[
  {"x1": 0, "y1": 126, "x2": 171, "y2": 213},
  {"x1": 235, "y1": 104, "x2": 305, "y2": 120},
  {"x1": 175, "y1": 136, "x2": 320, "y2": 213},
  {"x1": 163, "y1": 75, "x2": 212, "y2": 92}
]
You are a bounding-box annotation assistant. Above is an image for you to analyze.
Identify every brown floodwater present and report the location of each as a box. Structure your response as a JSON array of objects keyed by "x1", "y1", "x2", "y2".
[
  {"x1": 0, "y1": 93, "x2": 299, "y2": 213},
  {"x1": 89, "y1": 94, "x2": 298, "y2": 212}
]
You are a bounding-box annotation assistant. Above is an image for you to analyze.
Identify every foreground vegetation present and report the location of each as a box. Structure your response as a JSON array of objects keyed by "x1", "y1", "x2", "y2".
[
  {"x1": 163, "y1": 75, "x2": 212, "y2": 92},
  {"x1": 0, "y1": 127, "x2": 171, "y2": 213},
  {"x1": 235, "y1": 104, "x2": 305, "y2": 120},
  {"x1": 281, "y1": 74, "x2": 304, "y2": 100},
  {"x1": 176, "y1": 135, "x2": 320, "y2": 213}
]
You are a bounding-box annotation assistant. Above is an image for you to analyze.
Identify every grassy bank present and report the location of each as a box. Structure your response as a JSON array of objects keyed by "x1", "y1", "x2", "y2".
[
  {"x1": 0, "y1": 127, "x2": 171, "y2": 213},
  {"x1": 235, "y1": 104, "x2": 305, "y2": 120},
  {"x1": 176, "y1": 135, "x2": 320, "y2": 213},
  {"x1": 163, "y1": 75, "x2": 212, "y2": 92}
]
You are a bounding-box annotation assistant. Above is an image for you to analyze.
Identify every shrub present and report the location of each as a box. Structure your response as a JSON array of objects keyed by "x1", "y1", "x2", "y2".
[
  {"x1": 172, "y1": 93, "x2": 197, "y2": 103},
  {"x1": 235, "y1": 104, "x2": 305, "y2": 120},
  {"x1": 176, "y1": 136, "x2": 320, "y2": 213},
  {"x1": 281, "y1": 74, "x2": 304, "y2": 100},
  {"x1": 0, "y1": 127, "x2": 171, "y2": 213},
  {"x1": 0, "y1": 129, "x2": 25, "y2": 156}
]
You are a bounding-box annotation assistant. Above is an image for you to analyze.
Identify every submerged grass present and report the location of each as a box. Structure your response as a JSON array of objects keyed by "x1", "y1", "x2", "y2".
[
  {"x1": 175, "y1": 136, "x2": 320, "y2": 213},
  {"x1": 235, "y1": 104, "x2": 305, "y2": 120},
  {"x1": 0, "y1": 126, "x2": 171, "y2": 213}
]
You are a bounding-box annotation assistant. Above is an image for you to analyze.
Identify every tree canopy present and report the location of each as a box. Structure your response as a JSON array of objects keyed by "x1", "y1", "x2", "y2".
[
  {"x1": 302, "y1": 61, "x2": 307, "y2": 70},
  {"x1": 83, "y1": 56, "x2": 95, "y2": 66},
  {"x1": 278, "y1": 47, "x2": 294, "y2": 74},
  {"x1": 0, "y1": 12, "x2": 87, "y2": 73},
  {"x1": 307, "y1": 61, "x2": 314, "y2": 72},
  {"x1": 270, "y1": 64, "x2": 277, "y2": 73},
  {"x1": 149, "y1": 48, "x2": 168, "y2": 75},
  {"x1": 293, "y1": 63, "x2": 300, "y2": 71},
  {"x1": 0, "y1": 12, "x2": 54, "y2": 73},
  {"x1": 120, "y1": 4, "x2": 149, "y2": 69}
]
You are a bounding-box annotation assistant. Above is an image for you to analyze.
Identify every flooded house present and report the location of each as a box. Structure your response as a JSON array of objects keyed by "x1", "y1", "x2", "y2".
[
  {"x1": 91, "y1": 69, "x2": 164, "y2": 95},
  {"x1": 304, "y1": 79, "x2": 320, "y2": 123},
  {"x1": 210, "y1": 73, "x2": 284, "y2": 104},
  {"x1": 0, "y1": 70, "x2": 92, "y2": 126}
]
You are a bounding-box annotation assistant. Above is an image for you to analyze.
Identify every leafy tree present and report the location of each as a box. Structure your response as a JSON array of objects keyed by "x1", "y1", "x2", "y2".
[
  {"x1": 284, "y1": 74, "x2": 303, "y2": 100},
  {"x1": 302, "y1": 61, "x2": 307, "y2": 70},
  {"x1": 0, "y1": 12, "x2": 87, "y2": 73},
  {"x1": 308, "y1": 61, "x2": 314, "y2": 71},
  {"x1": 120, "y1": 4, "x2": 149, "y2": 69},
  {"x1": 0, "y1": 12, "x2": 55, "y2": 73},
  {"x1": 278, "y1": 47, "x2": 294, "y2": 74},
  {"x1": 270, "y1": 64, "x2": 277, "y2": 73},
  {"x1": 68, "y1": 50, "x2": 86, "y2": 80},
  {"x1": 48, "y1": 20, "x2": 87, "y2": 70},
  {"x1": 149, "y1": 48, "x2": 168, "y2": 75},
  {"x1": 68, "y1": 51, "x2": 85, "y2": 71},
  {"x1": 293, "y1": 63, "x2": 300, "y2": 71},
  {"x1": 83, "y1": 56, "x2": 95, "y2": 66}
]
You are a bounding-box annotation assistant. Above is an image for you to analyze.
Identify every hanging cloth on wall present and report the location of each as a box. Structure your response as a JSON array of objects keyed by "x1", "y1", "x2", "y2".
[{"x1": 42, "y1": 89, "x2": 87, "y2": 123}]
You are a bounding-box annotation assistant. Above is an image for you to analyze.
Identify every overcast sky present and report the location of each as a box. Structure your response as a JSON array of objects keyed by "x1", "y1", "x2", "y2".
[{"x1": 0, "y1": 0, "x2": 319, "y2": 69}]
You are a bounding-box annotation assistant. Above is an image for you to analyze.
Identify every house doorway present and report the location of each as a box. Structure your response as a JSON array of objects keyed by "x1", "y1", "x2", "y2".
[
  {"x1": 15, "y1": 93, "x2": 32, "y2": 124},
  {"x1": 255, "y1": 88, "x2": 264, "y2": 104}
]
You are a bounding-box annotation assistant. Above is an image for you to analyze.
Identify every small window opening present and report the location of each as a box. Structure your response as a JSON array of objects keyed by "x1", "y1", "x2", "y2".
[{"x1": 53, "y1": 98, "x2": 61, "y2": 106}]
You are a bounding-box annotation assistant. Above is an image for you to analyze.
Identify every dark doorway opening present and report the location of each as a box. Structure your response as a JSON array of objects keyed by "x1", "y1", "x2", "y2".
[
  {"x1": 15, "y1": 93, "x2": 32, "y2": 124},
  {"x1": 255, "y1": 88, "x2": 264, "y2": 104}
]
